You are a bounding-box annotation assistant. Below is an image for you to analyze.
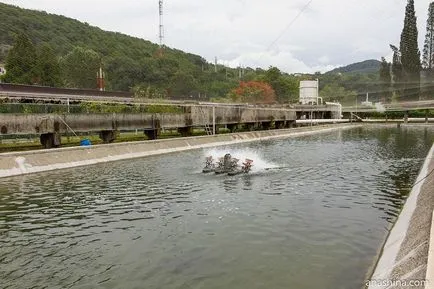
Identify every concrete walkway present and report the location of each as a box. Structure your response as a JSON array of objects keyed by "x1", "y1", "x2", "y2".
[{"x1": 368, "y1": 143, "x2": 434, "y2": 289}]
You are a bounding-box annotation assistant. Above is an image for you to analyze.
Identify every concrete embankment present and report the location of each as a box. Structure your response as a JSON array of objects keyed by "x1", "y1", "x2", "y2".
[
  {"x1": 368, "y1": 143, "x2": 434, "y2": 289},
  {"x1": 0, "y1": 123, "x2": 358, "y2": 178}
]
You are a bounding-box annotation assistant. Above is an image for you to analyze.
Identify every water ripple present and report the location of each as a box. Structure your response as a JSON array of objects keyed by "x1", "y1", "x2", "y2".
[{"x1": 0, "y1": 126, "x2": 433, "y2": 289}]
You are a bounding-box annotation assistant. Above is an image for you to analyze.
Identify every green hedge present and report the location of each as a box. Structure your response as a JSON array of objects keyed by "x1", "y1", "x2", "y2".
[
  {"x1": 357, "y1": 110, "x2": 434, "y2": 119},
  {"x1": 0, "y1": 103, "x2": 185, "y2": 114}
]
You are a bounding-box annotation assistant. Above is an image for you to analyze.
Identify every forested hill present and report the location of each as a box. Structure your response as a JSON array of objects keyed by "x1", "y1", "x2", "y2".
[
  {"x1": 0, "y1": 2, "x2": 383, "y2": 104},
  {"x1": 0, "y1": 2, "x2": 250, "y2": 98},
  {"x1": 326, "y1": 59, "x2": 381, "y2": 74}
]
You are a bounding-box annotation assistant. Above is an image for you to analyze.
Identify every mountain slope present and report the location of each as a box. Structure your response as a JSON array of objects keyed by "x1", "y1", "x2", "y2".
[
  {"x1": 0, "y1": 2, "x2": 241, "y2": 95},
  {"x1": 326, "y1": 59, "x2": 381, "y2": 74}
]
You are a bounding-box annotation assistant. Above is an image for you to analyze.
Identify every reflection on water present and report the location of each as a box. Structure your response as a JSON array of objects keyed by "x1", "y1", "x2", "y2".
[{"x1": 0, "y1": 126, "x2": 433, "y2": 289}]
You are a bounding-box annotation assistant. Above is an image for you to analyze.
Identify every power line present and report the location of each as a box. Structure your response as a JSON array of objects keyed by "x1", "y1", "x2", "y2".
[
  {"x1": 255, "y1": 0, "x2": 314, "y2": 64},
  {"x1": 267, "y1": 0, "x2": 314, "y2": 52}
]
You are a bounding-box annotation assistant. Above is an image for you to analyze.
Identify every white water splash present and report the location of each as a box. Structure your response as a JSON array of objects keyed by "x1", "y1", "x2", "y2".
[
  {"x1": 203, "y1": 147, "x2": 278, "y2": 172},
  {"x1": 15, "y1": 157, "x2": 32, "y2": 173}
]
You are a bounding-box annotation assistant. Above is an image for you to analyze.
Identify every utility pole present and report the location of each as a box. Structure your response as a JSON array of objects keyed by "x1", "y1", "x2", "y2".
[
  {"x1": 159, "y1": 0, "x2": 164, "y2": 48},
  {"x1": 214, "y1": 57, "x2": 217, "y2": 73},
  {"x1": 97, "y1": 64, "x2": 105, "y2": 91}
]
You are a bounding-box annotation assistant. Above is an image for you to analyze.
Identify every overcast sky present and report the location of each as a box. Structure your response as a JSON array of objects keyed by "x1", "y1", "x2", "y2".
[{"x1": 1, "y1": 0, "x2": 433, "y2": 73}]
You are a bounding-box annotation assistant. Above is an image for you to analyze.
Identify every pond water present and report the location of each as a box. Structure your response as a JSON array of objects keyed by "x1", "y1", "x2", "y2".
[{"x1": 1, "y1": 126, "x2": 433, "y2": 289}]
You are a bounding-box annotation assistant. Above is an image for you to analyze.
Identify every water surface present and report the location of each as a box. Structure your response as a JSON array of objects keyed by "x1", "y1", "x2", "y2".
[{"x1": 1, "y1": 126, "x2": 433, "y2": 289}]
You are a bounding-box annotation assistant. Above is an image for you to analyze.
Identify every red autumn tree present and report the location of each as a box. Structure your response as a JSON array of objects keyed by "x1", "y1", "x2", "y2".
[{"x1": 229, "y1": 81, "x2": 277, "y2": 104}]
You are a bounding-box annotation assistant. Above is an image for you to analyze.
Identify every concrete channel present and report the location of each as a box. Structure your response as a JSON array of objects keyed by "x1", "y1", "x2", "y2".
[{"x1": 0, "y1": 123, "x2": 358, "y2": 179}]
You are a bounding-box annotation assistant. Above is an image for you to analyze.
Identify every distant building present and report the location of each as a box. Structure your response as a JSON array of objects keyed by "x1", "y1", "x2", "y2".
[
  {"x1": 0, "y1": 65, "x2": 6, "y2": 76},
  {"x1": 299, "y1": 80, "x2": 319, "y2": 104},
  {"x1": 361, "y1": 93, "x2": 373, "y2": 107}
]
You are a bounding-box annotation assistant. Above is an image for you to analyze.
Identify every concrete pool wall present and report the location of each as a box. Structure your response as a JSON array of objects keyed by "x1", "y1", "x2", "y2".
[
  {"x1": 0, "y1": 123, "x2": 360, "y2": 179},
  {"x1": 367, "y1": 142, "x2": 434, "y2": 289}
]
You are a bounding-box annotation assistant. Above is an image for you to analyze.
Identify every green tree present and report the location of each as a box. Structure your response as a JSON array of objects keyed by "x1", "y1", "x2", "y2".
[
  {"x1": 170, "y1": 71, "x2": 198, "y2": 97},
  {"x1": 133, "y1": 84, "x2": 166, "y2": 99},
  {"x1": 422, "y1": 2, "x2": 434, "y2": 71},
  {"x1": 261, "y1": 67, "x2": 298, "y2": 103},
  {"x1": 422, "y1": 2, "x2": 434, "y2": 99},
  {"x1": 35, "y1": 44, "x2": 62, "y2": 87},
  {"x1": 0, "y1": 44, "x2": 11, "y2": 63},
  {"x1": 105, "y1": 56, "x2": 144, "y2": 91},
  {"x1": 320, "y1": 84, "x2": 357, "y2": 105},
  {"x1": 61, "y1": 46, "x2": 100, "y2": 89},
  {"x1": 379, "y1": 57, "x2": 392, "y2": 102},
  {"x1": 3, "y1": 33, "x2": 37, "y2": 84},
  {"x1": 400, "y1": 0, "x2": 422, "y2": 100},
  {"x1": 390, "y1": 44, "x2": 404, "y2": 101}
]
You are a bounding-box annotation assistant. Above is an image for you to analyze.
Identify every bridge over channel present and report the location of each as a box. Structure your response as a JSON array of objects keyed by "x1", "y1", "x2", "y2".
[
  {"x1": 342, "y1": 100, "x2": 434, "y2": 113},
  {"x1": 0, "y1": 105, "x2": 306, "y2": 148},
  {"x1": 0, "y1": 89, "x2": 343, "y2": 148}
]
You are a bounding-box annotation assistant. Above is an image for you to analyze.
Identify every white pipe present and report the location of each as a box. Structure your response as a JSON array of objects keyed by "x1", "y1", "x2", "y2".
[
  {"x1": 296, "y1": 119, "x2": 350, "y2": 124},
  {"x1": 325, "y1": 102, "x2": 343, "y2": 119}
]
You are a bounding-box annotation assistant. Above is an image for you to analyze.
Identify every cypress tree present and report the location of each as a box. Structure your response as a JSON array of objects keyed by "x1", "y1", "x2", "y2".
[
  {"x1": 422, "y1": 2, "x2": 434, "y2": 71},
  {"x1": 399, "y1": 0, "x2": 421, "y2": 100},
  {"x1": 422, "y1": 2, "x2": 434, "y2": 99}
]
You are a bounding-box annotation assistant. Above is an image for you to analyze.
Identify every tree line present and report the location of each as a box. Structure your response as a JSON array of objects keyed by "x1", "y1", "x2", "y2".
[
  {"x1": 0, "y1": 2, "x2": 384, "y2": 104},
  {"x1": 1, "y1": 33, "x2": 100, "y2": 88},
  {"x1": 0, "y1": 32, "x2": 302, "y2": 103},
  {"x1": 1, "y1": 32, "x2": 380, "y2": 105},
  {"x1": 379, "y1": 0, "x2": 434, "y2": 102}
]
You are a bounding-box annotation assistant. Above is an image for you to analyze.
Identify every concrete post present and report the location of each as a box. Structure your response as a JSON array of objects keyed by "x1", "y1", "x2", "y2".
[
  {"x1": 426, "y1": 109, "x2": 429, "y2": 124},
  {"x1": 178, "y1": 127, "x2": 192, "y2": 137},
  {"x1": 212, "y1": 106, "x2": 216, "y2": 135},
  {"x1": 145, "y1": 115, "x2": 161, "y2": 140},
  {"x1": 144, "y1": 130, "x2": 158, "y2": 140},
  {"x1": 261, "y1": 122, "x2": 271, "y2": 130},
  {"x1": 99, "y1": 130, "x2": 116, "y2": 143},
  {"x1": 243, "y1": 123, "x2": 254, "y2": 131},
  {"x1": 40, "y1": 132, "x2": 61, "y2": 149},
  {"x1": 227, "y1": 124, "x2": 237, "y2": 133},
  {"x1": 275, "y1": 121, "x2": 284, "y2": 129},
  {"x1": 404, "y1": 111, "x2": 409, "y2": 124}
]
